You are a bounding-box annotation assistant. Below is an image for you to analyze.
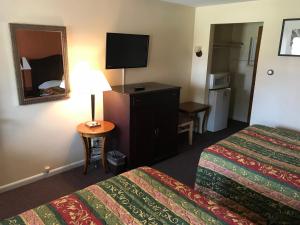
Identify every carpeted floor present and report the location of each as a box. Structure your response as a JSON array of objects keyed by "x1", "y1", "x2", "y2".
[{"x1": 0, "y1": 120, "x2": 247, "y2": 219}]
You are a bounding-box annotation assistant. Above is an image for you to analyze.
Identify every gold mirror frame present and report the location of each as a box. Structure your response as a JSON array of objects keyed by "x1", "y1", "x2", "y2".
[{"x1": 10, "y1": 23, "x2": 70, "y2": 105}]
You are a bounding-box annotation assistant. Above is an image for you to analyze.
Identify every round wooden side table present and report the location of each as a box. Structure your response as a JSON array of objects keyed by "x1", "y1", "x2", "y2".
[{"x1": 77, "y1": 120, "x2": 115, "y2": 174}]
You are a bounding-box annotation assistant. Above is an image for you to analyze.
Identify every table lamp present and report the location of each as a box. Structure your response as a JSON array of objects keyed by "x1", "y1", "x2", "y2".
[{"x1": 82, "y1": 70, "x2": 111, "y2": 127}]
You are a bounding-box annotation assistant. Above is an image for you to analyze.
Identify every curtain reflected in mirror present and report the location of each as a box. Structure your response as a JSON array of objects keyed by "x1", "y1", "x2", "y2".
[{"x1": 10, "y1": 24, "x2": 69, "y2": 105}]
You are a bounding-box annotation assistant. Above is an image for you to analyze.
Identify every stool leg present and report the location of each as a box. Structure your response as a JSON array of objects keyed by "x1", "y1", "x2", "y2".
[{"x1": 100, "y1": 136, "x2": 108, "y2": 172}]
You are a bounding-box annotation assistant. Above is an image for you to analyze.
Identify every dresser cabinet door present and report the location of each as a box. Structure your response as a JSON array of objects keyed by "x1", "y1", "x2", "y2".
[
  {"x1": 131, "y1": 94, "x2": 156, "y2": 167},
  {"x1": 131, "y1": 90, "x2": 179, "y2": 166},
  {"x1": 154, "y1": 90, "x2": 179, "y2": 161}
]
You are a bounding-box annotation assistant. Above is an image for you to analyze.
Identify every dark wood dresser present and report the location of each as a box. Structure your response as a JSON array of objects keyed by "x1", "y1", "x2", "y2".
[{"x1": 103, "y1": 82, "x2": 180, "y2": 168}]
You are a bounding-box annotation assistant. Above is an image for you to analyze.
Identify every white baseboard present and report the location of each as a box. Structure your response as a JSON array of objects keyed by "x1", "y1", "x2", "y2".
[{"x1": 0, "y1": 160, "x2": 84, "y2": 194}]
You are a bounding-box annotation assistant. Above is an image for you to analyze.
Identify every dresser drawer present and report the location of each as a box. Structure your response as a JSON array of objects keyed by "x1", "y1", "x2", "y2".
[
  {"x1": 131, "y1": 93, "x2": 157, "y2": 108},
  {"x1": 156, "y1": 89, "x2": 179, "y2": 106},
  {"x1": 131, "y1": 89, "x2": 179, "y2": 108}
]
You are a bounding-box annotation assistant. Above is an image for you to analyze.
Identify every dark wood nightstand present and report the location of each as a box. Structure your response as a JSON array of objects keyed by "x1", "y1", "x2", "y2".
[{"x1": 77, "y1": 120, "x2": 115, "y2": 174}]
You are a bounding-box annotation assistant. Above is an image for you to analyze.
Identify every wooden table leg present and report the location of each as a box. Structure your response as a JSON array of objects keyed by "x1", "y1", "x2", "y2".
[
  {"x1": 81, "y1": 136, "x2": 91, "y2": 174},
  {"x1": 188, "y1": 120, "x2": 194, "y2": 145},
  {"x1": 193, "y1": 113, "x2": 199, "y2": 133},
  {"x1": 202, "y1": 108, "x2": 209, "y2": 134},
  {"x1": 100, "y1": 136, "x2": 108, "y2": 172}
]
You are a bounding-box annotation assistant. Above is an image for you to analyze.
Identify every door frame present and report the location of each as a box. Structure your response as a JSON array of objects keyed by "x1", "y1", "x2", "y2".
[{"x1": 247, "y1": 26, "x2": 263, "y2": 123}]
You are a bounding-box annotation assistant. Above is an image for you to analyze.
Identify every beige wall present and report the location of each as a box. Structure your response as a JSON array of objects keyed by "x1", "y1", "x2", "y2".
[
  {"x1": 0, "y1": 0, "x2": 195, "y2": 187},
  {"x1": 191, "y1": 0, "x2": 300, "y2": 131}
]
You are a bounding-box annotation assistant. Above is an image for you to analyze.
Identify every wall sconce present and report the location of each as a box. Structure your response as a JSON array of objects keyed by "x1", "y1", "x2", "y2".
[{"x1": 195, "y1": 46, "x2": 202, "y2": 57}]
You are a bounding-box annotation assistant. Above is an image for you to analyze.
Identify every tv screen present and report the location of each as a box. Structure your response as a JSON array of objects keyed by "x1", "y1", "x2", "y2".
[{"x1": 106, "y1": 33, "x2": 149, "y2": 69}]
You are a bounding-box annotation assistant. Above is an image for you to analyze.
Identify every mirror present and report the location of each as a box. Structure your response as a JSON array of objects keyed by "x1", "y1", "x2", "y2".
[
  {"x1": 10, "y1": 23, "x2": 69, "y2": 105},
  {"x1": 278, "y1": 18, "x2": 300, "y2": 57}
]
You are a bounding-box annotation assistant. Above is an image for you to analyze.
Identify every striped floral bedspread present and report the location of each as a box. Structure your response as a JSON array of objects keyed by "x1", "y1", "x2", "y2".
[
  {"x1": 1, "y1": 167, "x2": 256, "y2": 225},
  {"x1": 195, "y1": 125, "x2": 300, "y2": 225}
]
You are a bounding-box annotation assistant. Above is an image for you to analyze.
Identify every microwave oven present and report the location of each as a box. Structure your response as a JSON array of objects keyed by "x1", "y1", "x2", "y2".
[{"x1": 208, "y1": 72, "x2": 230, "y2": 90}]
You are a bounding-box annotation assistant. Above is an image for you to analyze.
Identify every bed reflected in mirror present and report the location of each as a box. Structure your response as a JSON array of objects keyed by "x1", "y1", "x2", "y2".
[{"x1": 10, "y1": 24, "x2": 69, "y2": 105}]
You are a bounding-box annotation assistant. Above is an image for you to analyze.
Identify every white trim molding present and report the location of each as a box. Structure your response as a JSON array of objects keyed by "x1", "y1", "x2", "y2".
[{"x1": 0, "y1": 160, "x2": 84, "y2": 194}]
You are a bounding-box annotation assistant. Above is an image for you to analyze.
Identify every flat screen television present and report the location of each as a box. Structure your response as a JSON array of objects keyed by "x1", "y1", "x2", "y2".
[{"x1": 106, "y1": 33, "x2": 149, "y2": 69}]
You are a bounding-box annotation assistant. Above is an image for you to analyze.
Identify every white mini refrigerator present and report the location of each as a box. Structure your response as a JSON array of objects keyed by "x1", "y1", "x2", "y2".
[{"x1": 207, "y1": 88, "x2": 231, "y2": 132}]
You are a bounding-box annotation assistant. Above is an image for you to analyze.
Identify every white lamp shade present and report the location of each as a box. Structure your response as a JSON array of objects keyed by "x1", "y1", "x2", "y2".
[{"x1": 80, "y1": 70, "x2": 111, "y2": 94}]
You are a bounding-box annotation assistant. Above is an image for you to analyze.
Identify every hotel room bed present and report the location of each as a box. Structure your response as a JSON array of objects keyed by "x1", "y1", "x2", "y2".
[
  {"x1": 1, "y1": 125, "x2": 299, "y2": 225},
  {"x1": 0, "y1": 166, "x2": 254, "y2": 225},
  {"x1": 195, "y1": 125, "x2": 300, "y2": 224}
]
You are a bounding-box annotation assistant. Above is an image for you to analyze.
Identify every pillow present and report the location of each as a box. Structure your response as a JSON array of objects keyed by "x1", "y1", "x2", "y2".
[
  {"x1": 38, "y1": 80, "x2": 62, "y2": 90},
  {"x1": 40, "y1": 87, "x2": 65, "y2": 96}
]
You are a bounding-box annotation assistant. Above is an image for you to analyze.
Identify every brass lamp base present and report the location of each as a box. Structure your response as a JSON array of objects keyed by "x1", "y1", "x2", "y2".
[{"x1": 85, "y1": 120, "x2": 101, "y2": 127}]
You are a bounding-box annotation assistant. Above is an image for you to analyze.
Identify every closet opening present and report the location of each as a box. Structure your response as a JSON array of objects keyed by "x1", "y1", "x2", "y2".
[{"x1": 207, "y1": 22, "x2": 263, "y2": 132}]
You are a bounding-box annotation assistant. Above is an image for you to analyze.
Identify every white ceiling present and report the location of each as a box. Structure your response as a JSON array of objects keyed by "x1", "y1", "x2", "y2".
[{"x1": 160, "y1": 0, "x2": 257, "y2": 7}]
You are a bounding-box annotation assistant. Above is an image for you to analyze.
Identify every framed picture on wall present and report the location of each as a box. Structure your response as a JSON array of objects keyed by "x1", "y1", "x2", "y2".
[{"x1": 278, "y1": 18, "x2": 300, "y2": 56}]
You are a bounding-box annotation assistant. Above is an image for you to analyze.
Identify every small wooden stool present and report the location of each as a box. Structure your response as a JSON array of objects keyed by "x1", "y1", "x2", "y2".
[
  {"x1": 77, "y1": 120, "x2": 115, "y2": 174},
  {"x1": 178, "y1": 113, "x2": 194, "y2": 145},
  {"x1": 179, "y1": 102, "x2": 210, "y2": 134}
]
